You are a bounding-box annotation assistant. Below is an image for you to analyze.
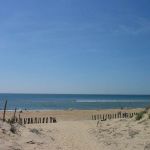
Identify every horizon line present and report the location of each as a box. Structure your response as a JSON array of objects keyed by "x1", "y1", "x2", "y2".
[{"x1": 0, "y1": 92, "x2": 150, "y2": 96}]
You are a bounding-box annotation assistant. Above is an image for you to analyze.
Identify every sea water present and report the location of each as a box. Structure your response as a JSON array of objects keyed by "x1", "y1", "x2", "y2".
[{"x1": 0, "y1": 93, "x2": 150, "y2": 110}]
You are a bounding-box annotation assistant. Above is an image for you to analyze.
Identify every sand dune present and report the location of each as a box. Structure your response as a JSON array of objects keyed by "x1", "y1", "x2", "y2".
[{"x1": 0, "y1": 109, "x2": 150, "y2": 150}]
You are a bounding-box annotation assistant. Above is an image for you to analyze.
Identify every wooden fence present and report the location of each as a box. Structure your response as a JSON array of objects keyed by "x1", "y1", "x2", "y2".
[
  {"x1": 92, "y1": 112, "x2": 138, "y2": 121},
  {"x1": 7, "y1": 116, "x2": 57, "y2": 125}
]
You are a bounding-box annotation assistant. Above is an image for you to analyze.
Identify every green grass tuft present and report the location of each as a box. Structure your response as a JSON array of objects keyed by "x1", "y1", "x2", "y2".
[
  {"x1": 145, "y1": 105, "x2": 150, "y2": 112},
  {"x1": 135, "y1": 111, "x2": 146, "y2": 120}
]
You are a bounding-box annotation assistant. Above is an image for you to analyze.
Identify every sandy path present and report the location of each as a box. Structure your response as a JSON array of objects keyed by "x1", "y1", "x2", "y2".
[
  {"x1": 26, "y1": 120, "x2": 100, "y2": 150},
  {"x1": 53, "y1": 121, "x2": 99, "y2": 150}
]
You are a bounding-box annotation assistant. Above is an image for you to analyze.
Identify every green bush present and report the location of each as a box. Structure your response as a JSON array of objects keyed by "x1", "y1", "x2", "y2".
[
  {"x1": 135, "y1": 111, "x2": 146, "y2": 120},
  {"x1": 30, "y1": 128, "x2": 41, "y2": 135},
  {"x1": 10, "y1": 124, "x2": 17, "y2": 134},
  {"x1": 6, "y1": 118, "x2": 15, "y2": 125},
  {"x1": 145, "y1": 105, "x2": 150, "y2": 112}
]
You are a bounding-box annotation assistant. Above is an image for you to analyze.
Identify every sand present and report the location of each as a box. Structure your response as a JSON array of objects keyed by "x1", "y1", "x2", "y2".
[
  {"x1": 0, "y1": 108, "x2": 150, "y2": 150},
  {"x1": 0, "y1": 108, "x2": 143, "y2": 121}
]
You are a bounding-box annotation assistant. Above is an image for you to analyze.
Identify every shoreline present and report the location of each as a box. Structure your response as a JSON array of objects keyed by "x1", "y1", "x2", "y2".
[
  {"x1": 0, "y1": 108, "x2": 143, "y2": 121},
  {"x1": 0, "y1": 107, "x2": 145, "y2": 111}
]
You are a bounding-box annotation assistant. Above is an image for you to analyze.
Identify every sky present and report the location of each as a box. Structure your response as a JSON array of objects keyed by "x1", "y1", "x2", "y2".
[{"x1": 0, "y1": 0, "x2": 150, "y2": 94}]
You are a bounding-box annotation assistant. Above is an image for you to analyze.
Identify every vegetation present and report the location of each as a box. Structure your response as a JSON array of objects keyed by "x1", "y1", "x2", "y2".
[
  {"x1": 7, "y1": 117, "x2": 15, "y2": 125},
  {"x1": 30, "y1": 128, "x2": 41, "y2": 135},
  {"x1": 135, "y1": 111, "x2": 146, "y2": 120},
  {"x1": 10, "y1": 124, "x2": 17, "y2": 134},
  {"x1": 135, "y1": 105, "x2": 150, "y2": 121},
  {"x1": 145, "y1": 105, "x2": 150, "y2": 112}
]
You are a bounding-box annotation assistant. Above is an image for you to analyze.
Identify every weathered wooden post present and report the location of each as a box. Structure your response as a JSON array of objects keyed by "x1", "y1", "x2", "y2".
[
  {"x1": 31, "y1": 118, "x2": 33, "y2": 124},
  {"x1": 34, "y1": 117, "x2": 37, "y2": 124},
  {"x1": 20, "y1": 118, "x2": 22, "y2": 125},
  {"x1": 103, "y1": 114, "x2": 105, "y2": 120},
  {"x1": 13, "y1": 108, "x2": 17, "y2": 123},
  {"x1": 42, "y1": 117, "x2": 45, "y2": 123},
  {"x1": 99, "y1": 114, "x2": 101, "y2": 120},
  {"x1": 107, "y1": 114, "x2": 109, "y2": 119},
  {"x1": 46, "y1": 117, "x2": 48, "y2": 123},
  {"x1": 28, "y1": 118, "x2": 30, "y2": 124},
  {"x1": 37, "y1": 118, "x2": 39, "y2": 123},
  {"x1": 3, "y1": 100, "x2": 7, "y2": 121},
  {"x1": 19, "y1": 113, "x2": 22, "y2": 125},
  {"x1": 122, "y1": 113, "x2": 125, "y2": 118},
  {"x1": 19, "y1": 113, "x2": 21, "y2": 122},
  {"x1": 24, "y1": 118, "x2": 27, "y2": 124},
  {"x1": 118, "y1": 112, "x2": 121, "y2": 118},
  {"x1": 110, "y1": 114, "x2": 112, "y2": 119},
  {"x1": 113, "y1": 114, "x2": 114, "y2": 119},
  {"x1": 53, "y1": 117, "x2": 56, "y2": 123},
  {"x1": 50, "y1": 117, "x2": 52, "y2": 123},
  {"x1": 94, "y1": 115, "x2": 96, "y2": 120}
]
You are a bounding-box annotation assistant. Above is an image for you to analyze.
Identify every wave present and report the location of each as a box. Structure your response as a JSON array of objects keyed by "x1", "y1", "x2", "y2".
[{"x1": 75, "y1": 99, "x2": 150, "y2": 103}]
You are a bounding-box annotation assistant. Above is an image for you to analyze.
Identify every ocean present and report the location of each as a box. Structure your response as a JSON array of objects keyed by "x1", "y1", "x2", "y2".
[{"x1": 0, "y1": 93, "x2": 150, "y2": 110}]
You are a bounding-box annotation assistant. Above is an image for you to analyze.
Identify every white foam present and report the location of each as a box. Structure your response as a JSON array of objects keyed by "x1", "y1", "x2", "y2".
[{"x1": 75, "y1": 99, "x2": 150, "y2": 103}]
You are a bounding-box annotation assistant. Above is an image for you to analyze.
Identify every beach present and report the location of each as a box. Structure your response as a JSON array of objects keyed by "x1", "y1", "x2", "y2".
[
  {"x1": 1, "y1": 108, "x2": 150, "y2": 150},
  {"x1": 1, "y1": 0, "x2": 150, "y2": 149},
  {"x1": 0, "y1": 108, "x2": 143, "y2": 121}
]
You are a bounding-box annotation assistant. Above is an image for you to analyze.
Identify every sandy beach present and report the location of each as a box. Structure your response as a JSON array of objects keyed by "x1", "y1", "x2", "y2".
[
  {"x1": 1, "y1": 108, "x2": 150, "y2": 150},
  {"x1": 0, "y1": 108, "x2": 143, "y2": 121}
]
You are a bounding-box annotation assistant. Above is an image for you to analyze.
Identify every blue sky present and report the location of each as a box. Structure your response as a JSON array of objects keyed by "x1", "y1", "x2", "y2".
[{"x1": 0, "y1": 0, "x2": 150, "y2": 94}]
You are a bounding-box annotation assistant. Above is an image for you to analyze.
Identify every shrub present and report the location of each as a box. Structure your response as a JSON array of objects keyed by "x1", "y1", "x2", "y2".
[
  {"x1": 10, "y1": 124, "x2": 17, "y2": 134},
  {"x1": 135, "y1": 111, "x2": 146, "y2": 120},
  {"x1": 30, "y1": 128, "x2": 41, "y2": 135},
  {"x1": 7, "y1": 118, "x2": 15, "y2": 125},
  {"x1": 145, "y1": 105, "x2": 150, "y2": 112}
]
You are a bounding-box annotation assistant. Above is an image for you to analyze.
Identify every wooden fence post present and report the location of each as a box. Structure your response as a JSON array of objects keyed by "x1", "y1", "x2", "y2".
[
  {"x1": 34, "y1": 117, "x2": 37, "y2": 123},
  {"x1": 50, "y1": 117, "x2": 52, "y2": 123},
  {"x1": 24, "y1": 118, "x2": 27, "y2": 124},
  {"x1": 46, "y1": 117, "x2": 48, "y2": 123},
  {"x1": 13, "y1": 108, "x2": 17, "y2": 123},
  {"x1": 110, "y1": 114, "x2": 112, "y2": 119},
  {"x1": 53, "y1": 117, "x2": 56, "y2": 123},
  {"x1": 28, "y1": 118, "x2": 30, "y2": 124},
  {"x1": 3, "y1": 100, "x2": 7, "y2": 122},
  {"x1": 31, "y1": 118, "x2": 33, "y2": 124},
  {"x1": 42, "y1": 117, "x2": 45, "y2": 123}
]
